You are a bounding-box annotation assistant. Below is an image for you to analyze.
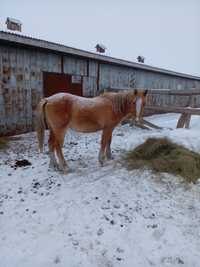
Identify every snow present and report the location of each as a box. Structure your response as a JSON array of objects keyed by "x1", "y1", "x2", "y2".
[{"x1": 0, "y1": 113, "x2": 200, "y2": 267}]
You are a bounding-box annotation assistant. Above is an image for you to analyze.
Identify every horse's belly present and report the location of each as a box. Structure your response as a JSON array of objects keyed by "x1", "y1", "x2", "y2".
[{"x1": 70, "y1": 121, "x2": 102, "y2": 133}]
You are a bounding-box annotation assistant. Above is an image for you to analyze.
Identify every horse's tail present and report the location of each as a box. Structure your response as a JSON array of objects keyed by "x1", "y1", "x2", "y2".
[{"x1": 35, "y1": 98, "x2": 48, "y2": 153}]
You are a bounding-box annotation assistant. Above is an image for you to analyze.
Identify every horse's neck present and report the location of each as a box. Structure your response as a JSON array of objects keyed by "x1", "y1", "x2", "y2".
[
  {"x1": 122, "y1": 106, "x2": 131, "y2": 117},
  {"x1": 122, "y1": 97, "x2": 132, "y2": 116}
]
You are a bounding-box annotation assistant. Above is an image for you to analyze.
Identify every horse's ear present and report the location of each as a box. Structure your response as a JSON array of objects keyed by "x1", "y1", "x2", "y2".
[
  {"x1": 134, "y1": 89, "x2": 138, "y2": 95},
  {"x1": 144, "y1": 89, "x2": 148, "y2": 96}
]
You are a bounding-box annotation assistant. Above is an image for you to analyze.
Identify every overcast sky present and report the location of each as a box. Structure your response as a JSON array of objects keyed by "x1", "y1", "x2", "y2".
[{"x1": 1, "y1": 0, "x2": 200, "y2": 76}]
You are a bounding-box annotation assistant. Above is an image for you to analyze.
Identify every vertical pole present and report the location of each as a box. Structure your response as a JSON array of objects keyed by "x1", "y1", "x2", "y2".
[
  {"x1": 97, "y1": 62, "x2": 100, "y2": 94},
  {"x1": 86, "y1": 59, "x2": 89, "y2": 77},
  {"x1": 61, "y1": 54, "x2": 64, "y2": 74}
]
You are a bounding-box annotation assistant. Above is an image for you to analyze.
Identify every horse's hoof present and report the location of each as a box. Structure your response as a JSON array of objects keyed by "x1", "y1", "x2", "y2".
[
  {"x1": 98, "y1": 160, "x2": 104, "y2": 167},
  {"x1": 107, "y1": 154, "x2": 114, "y2": 160},
  {"x1": 98, "y1": 153, "x2": 105, "y2": 166},
  {"x1": 61, "y1": 169, "x2": 68, "y2": 175},
  {"x1": 49, "y1": 162, "x2": 59, "y2": 171},
  {"x1": 58, "y1": 164, "x2": 70, "y2": 174}
]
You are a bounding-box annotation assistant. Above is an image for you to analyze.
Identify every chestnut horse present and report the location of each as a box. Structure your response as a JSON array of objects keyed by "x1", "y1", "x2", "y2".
[{"x1": 36, "y1": 90, "x2": 147, "y2": 173}]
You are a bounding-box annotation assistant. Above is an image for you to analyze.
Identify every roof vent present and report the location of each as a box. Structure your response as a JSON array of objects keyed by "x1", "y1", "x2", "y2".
[
  {"x1": 6, "y1": 17, "x2": 22, "y2": 32},
  {"x1": 137, "y1": 55, "x2": 145, "y2": 63},
  {"x1": 95, "y1": 43, "x2": 106, "y2": 53}
]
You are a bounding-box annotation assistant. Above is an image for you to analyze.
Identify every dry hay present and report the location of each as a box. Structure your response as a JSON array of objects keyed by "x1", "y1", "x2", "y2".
[
  {"x1": 125, "y1": 138, "x2": 200, "y2": 183},
  {"x1": 0, "y1": 137, "x2": 9, "y2": 150}
]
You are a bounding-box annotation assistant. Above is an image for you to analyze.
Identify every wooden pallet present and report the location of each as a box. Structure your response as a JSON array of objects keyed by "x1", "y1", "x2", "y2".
[{"x1": 129, "y1": 118, "x2": 163, "y2": 130}]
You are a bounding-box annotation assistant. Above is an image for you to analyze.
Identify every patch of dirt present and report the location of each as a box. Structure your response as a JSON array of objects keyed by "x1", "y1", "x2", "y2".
[{"x1": 13, "y1": 159, "x2": 32, "y2": 168}]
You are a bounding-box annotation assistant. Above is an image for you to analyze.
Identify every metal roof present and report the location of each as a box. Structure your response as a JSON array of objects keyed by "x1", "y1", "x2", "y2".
[{"x1": 0, "y1": 30, "x2": 199, "y2": 81}]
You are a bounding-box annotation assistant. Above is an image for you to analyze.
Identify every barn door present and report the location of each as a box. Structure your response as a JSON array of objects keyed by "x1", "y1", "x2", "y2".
[{"x1": 43, "y1": 72, "x2": 83, "y2": 97}]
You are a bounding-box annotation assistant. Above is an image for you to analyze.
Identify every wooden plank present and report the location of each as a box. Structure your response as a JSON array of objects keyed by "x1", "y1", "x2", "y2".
[
  {"x1": 176, "y1": 113, "x2": 192, "y2": 129},
  {"x1": 185, "y1": 114, "x2": 191, "y2": 129},
  {"x1": 177, "y1": 114, "x2": 188, "y2": 128},
  {"x1": 130, "y1": 120, "x2": 151, "y2": 130},
  {"x1": 145, "y1": 106, "x2": 200, "y2": 115},
  {"x1": 148, "y1": 89, "x2": 200, "y2": 96},
  {"x1": 148, "y1": 89, "x2": 200, "y2": 95},
  {"x1": 141, "y1": 119, "x2": 163, "y2": 129}
]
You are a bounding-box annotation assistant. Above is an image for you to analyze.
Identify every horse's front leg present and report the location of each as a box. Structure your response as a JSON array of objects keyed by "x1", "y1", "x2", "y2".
[
  {"x1": 105, "y1": 130, "x2": 114, "y2": 160},
  {"x1": 106, "y1": 143, "x2": 113, "y2": 160},
  {"x1": 99, "y1": 128, "x2": 113, "y2": 165}
]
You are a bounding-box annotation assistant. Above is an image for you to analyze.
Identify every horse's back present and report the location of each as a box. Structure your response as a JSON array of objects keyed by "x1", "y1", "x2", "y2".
[
  {"x1": 46, "y1": 92, "x2": 103, "y2": 107},
  {"x1": 46, "y1": 92, "x2": 74, "y2": 102}
]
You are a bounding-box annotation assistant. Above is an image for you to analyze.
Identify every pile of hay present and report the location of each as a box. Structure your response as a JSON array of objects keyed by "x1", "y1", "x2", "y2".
[
  {"x1": 125, "y1": 138, "x2": 200, "y2": 183},
  {"x1": 0, "y1": 137, "x2": 9, "y2": 150}
]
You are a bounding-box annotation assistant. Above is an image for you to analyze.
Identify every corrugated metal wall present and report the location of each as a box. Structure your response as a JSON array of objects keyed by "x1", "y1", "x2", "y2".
[{"x1": 0, "y1": 44, "x2": 200, "y2": 136}]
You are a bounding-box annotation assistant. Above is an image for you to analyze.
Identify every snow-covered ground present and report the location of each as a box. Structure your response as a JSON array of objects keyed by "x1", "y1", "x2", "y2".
[{"x1": 0, "y1": 113, "x2": 200, "y2": 267}]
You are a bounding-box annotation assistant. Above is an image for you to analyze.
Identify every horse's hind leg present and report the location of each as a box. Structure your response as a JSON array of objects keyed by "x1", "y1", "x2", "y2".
[
  {"x1": 48, "y1": 130, "x2": 59, "y2": 170},
  {"x1": 54, "y1": 127, "x2": 69, "y2": 173}
]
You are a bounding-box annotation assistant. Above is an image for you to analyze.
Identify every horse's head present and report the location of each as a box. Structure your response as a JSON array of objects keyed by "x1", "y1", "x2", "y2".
[{"x1": 129, "y1": 89, "x2": 148, "y2": 121}]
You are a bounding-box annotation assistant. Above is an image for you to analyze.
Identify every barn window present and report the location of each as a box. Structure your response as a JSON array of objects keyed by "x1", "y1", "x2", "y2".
[{"x1": 71, "y1": 75, "x2": 82, "y2": 84}]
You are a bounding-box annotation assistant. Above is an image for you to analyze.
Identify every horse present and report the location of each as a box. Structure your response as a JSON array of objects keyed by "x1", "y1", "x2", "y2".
[{"x1": 35, "y1": 89, "x2": 148, "y2": 173}]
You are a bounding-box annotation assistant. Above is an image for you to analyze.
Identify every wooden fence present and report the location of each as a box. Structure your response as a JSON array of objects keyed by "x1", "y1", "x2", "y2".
[
  {"x1": 145, "y1": 89, "x2": 200, "y2": 129},
  {"x1": 107, "y1": 88, "x2": 200, "y2": 129},
  {"x1": 146, "y1": 88, "x2": 200, "y2": 108}
]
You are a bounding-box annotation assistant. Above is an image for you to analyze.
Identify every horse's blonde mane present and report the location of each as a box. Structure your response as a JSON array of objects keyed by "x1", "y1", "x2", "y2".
[{"x1": 101, "y1": 92, "x2": 135, "y2": 114}]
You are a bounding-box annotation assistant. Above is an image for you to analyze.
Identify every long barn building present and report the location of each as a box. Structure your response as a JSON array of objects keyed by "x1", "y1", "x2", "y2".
[{"x1": 0, "y1": 31, "x2": 200, "y2": 136}]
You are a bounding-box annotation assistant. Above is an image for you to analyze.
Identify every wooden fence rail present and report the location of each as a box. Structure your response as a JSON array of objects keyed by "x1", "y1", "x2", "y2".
[
  {"x1": 107, "y1": 88, "x2": 200, "y2": 96},
  {"x1": 147, "y1": 89, "x2": 200, "y2": 96},
  {"x1": 145, "y1": 106, "x2": 200, "y2": 115}
]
